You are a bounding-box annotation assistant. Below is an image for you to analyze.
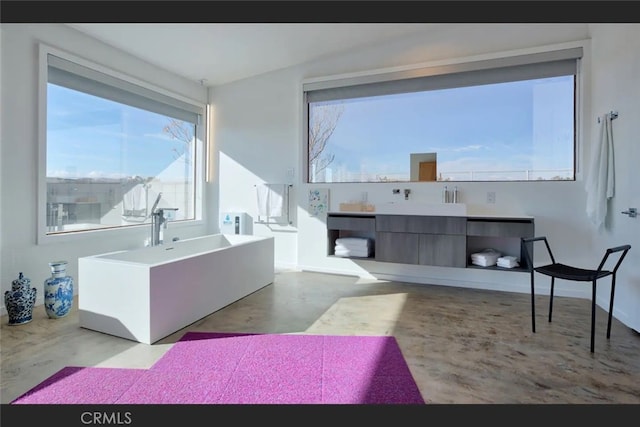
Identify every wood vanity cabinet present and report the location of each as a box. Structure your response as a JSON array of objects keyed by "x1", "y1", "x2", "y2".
[
  {"x1": 375, "y1": 215, "x2": 467, "y2": 267},
  {"x1": 326, "y1": 212, "x2": 534, "y2": 272},
  {"x1": 374, "y1": 231, "x2": 420, "y2": 264}
]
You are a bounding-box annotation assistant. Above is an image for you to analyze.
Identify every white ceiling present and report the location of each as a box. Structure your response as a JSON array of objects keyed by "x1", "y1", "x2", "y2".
[{"x1": 68, "y1": 23, "x2": 437, "y2": 87}]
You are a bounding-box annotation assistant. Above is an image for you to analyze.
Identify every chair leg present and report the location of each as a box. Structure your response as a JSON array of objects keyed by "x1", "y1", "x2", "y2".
[
  {"x1": 549, "y1": 277, "x2": 555, "y2": 323},
  {"x1": 530, "y1": 271, "x2": 536, "y2": 333},
  {"x1": 590, "y1": 280, "x2": 596, "y2": 353},
  {"x1": 607, "y1": 274, "x2": 616, "y2": 339}
]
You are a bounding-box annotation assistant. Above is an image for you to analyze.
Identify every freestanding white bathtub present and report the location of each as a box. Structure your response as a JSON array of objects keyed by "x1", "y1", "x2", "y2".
[{"x1": 78, "y1": 234, "x2": 274, "y2": 344}]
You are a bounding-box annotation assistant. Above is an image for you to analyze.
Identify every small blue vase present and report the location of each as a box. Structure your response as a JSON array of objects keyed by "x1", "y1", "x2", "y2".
[
  {"x1": 44, "y1": 261, "x2": 74, "y2": 319},
  {"x1": 4, "y1": 272, "x2": 37, "y2": 325}
]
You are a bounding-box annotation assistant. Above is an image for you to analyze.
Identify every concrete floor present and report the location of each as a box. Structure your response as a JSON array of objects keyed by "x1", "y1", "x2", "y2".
[{"x1": 2, "y1": 269, "x2": 640, "y2": 404}]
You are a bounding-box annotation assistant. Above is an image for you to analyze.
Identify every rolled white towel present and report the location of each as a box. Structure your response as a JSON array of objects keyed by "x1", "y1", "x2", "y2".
[
  {"x1": 471, "y1": 249, "x2": 501, "y2": 267},
  {"x1": 497, "y1": 256, "x2": 519, "y2": 268},
  {"x1": 471, "y1": 258, "x2": 495, "y2": 267},
  {"x1": 336, "y1": 243, "x2": 370, "y2": 251},
  {"x1": 335, "y1": 237, "x2": 371, "y2": 248},
  {"x1": 334, "y1": 247, "x2": 371, "y2": 257}
]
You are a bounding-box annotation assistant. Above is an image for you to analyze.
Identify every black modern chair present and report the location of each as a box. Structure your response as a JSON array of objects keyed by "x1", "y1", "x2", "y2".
[{"x1": 521, "y1": 236, "x2": 631, "y2": 353}]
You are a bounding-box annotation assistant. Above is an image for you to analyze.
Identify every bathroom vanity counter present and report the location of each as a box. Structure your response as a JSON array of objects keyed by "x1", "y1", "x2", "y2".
[
  {"x1": 327, "y1": 211, "x2": 534, "y2": 271},
  {"x1": 466, "y1": 214, "x2": 534, "y2": 220}
]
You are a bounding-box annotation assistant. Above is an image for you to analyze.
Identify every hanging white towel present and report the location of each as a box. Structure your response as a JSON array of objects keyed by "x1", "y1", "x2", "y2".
[
  {"x1": 122, "y1": 184, "x2": 147, "y2": 218},
  {"x1": 268, "y1": 184, "x2": 285, "y2": 217},
  {"x1": 256, "y1": 184, "x2": 270, "y2": 217},
  {"x1": 256, "y1": 184, "x2": 286, "y2": 218},
  {"x1": 585, "y1": 113, "x2": 615, "y2": 228}
]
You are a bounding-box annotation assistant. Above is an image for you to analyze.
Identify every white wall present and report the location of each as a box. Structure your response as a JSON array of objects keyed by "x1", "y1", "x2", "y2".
[
  {"x1": 587, "y1": 24, "x2": 640, "y2": 332},
  {"x1": 0, "y1": 24, "x2": 209, "y2": 309},
  {"x1": 213, "y1": 23, "x2": 640, "y2": 332},
  {"x1": 213, "y1": 68, "x2": 301, "y2": 269}
]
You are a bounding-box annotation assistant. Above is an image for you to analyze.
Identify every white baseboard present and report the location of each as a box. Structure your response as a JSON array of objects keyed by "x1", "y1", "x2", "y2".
[
  {"x1": 296, "y1": 264, "x2": 591, "y2": 300},
  {"x1": 8, "y1": 269, "x2": 633, "y2": 331}
]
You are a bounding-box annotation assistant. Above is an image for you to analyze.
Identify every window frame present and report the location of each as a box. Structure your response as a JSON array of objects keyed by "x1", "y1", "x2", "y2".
[
  {"x1": 37, "y1": 43, "x2": 207, "y2": 245},
  {"x1": 301, "y1": 41, "x2": 587, "y2": 184}
]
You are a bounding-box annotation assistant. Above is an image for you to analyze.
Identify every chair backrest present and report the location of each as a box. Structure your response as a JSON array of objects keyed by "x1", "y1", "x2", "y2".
[
  {"x1": 596, "y1": 244, "x2": 631, "y2": 274},
  {"x1": 521, "y1": 236, "x2": 556, "y2": 271}
]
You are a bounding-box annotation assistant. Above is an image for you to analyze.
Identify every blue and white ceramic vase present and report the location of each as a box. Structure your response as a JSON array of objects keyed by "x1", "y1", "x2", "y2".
[
  {"x1": 44, "y1": 261, "x2": 73, "y2": 319},
  {"x1": 4, "y1": 272, "x2": 37, "y2": 325}
]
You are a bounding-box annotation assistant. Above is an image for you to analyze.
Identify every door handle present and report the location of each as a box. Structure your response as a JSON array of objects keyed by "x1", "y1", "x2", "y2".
[{"x1": 621, "y1": 208, "x2": 637, "y2": 218}]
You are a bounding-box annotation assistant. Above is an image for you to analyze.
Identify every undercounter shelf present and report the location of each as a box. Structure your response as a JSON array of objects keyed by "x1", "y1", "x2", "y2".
[
  {"x1": 326, "y1": 212, "x2": 534, "y2": 271},
  {"x1": 466, "y1": 218, "x2": 534, "y2": 272},
  {"x1": 326, "y1": 213, "x2": 376, "y2": 258}
]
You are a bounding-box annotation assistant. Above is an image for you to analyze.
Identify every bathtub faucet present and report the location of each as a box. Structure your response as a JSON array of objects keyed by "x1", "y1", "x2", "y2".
[{"x1": 150, "y1": 208, "x2": 179, "y2": 246}]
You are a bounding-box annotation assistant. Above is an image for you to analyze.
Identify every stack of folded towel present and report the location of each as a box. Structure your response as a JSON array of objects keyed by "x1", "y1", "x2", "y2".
[
  {"x1": 470, "y1": 249, "x2": 501, "y2": 267},
  {"x1": 334, "y1": 237, "x2": 372, "y2": 258},
  {"x1": 497, "y1": 255, "x2": 520, "y2": 269}
]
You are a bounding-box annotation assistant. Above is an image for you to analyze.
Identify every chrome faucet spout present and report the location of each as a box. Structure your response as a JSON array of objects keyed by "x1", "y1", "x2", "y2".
[
  {"x1": 150, "y1": 206, "x2": 179, "y2": 246},
  {"x1": 150, "y1": 192, "x2": 162, "y2": 214}
]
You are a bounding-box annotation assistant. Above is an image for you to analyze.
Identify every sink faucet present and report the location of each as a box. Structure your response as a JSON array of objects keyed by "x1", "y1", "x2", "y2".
[
  {"x1": 404, "y1": 189, "x2": 411, "y2": 200},
  {"x1": 149, "y1": 192, "x2": 178, "y2": 246}
]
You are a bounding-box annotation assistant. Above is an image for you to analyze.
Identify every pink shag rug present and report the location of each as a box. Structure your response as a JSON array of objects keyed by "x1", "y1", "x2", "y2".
[{"x1": 11, "y1": 332, "x2": 425, "y2": 404}]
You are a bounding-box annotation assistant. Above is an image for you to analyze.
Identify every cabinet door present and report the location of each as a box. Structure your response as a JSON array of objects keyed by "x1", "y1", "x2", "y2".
[
  {"x1": 466, "y1": 220, "x2": 534, "y2": 237},
  {"x1": 327, "y1": 215, "x2": 375, "y2": 232},
  {"x1": 375, "y1": 232, "x2": 419, "y2": 264},
  {"x1": 377, "y1": 215, "x2": 466, "y2": 235},
  {"x1": 419, "y1": 234, "x2": 467, "y2": 267}
]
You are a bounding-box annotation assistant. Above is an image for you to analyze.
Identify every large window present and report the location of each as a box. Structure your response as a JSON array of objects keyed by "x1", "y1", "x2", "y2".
[
  {"x1": 304, "y1": 47, "x2": 582, "y2": 183},
  {"x1": 41, "y1": 50, "x2": 205, "y2": 237}
]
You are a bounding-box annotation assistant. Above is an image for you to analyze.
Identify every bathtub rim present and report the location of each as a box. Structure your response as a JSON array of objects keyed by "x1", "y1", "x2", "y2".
[{"x1": 80, "y1": 233, "x2": 273, "y2": 267}]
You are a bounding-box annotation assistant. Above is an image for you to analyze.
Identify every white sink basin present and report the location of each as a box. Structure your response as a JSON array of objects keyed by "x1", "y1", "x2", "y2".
[{"x1": 376, "y1": 202, "x2": 467, "y2": 216}]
